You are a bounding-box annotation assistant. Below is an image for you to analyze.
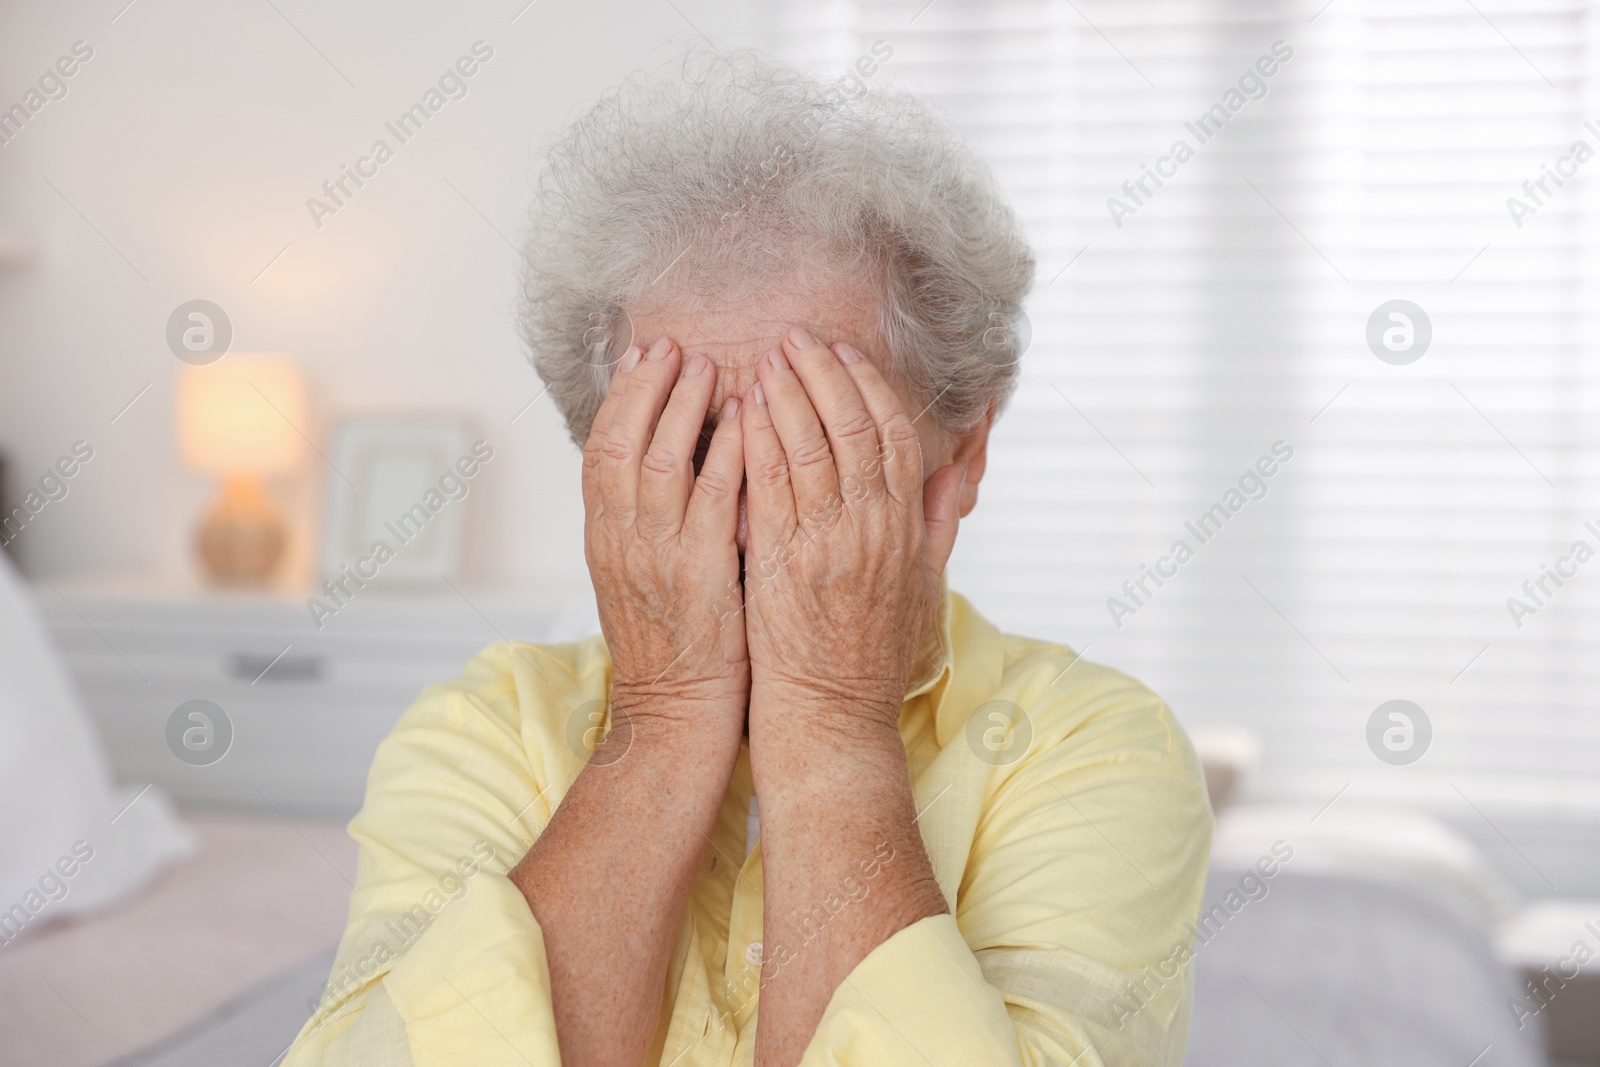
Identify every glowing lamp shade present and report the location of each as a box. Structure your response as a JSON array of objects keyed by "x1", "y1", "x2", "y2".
[
  {"x1": 178, "y1": 355, "x2": 306, "y2": 476},
  {"x1": 176, "y1": 355, "x2": 307, "y2": 584}
]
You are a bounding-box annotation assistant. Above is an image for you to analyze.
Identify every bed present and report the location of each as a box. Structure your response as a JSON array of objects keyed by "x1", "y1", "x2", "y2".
[
  {"x1": 1183, "y1": 804, "x2": 1547, "y2": 1067},
  {"x1": 0, "y1": 812, "x2": 352, "y2": 1067}
]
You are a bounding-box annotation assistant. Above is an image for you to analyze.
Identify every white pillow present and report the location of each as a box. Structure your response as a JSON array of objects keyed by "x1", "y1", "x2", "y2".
[
  {"x1": 0, "y1": 553, "x2": 194, "y2": 944},
  {"x1": 1212, "y1": 802, "x2": 1522, "y2": 921}
]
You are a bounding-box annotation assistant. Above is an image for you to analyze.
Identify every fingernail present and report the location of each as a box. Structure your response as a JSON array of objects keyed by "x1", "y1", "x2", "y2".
[
  {"x1": 763, "y1": 347, "x2": 789, "y2": 373},
  {"x1": 722, "y1": 396, "x2": 740, "y2": 421},
  {"x1": 683, "y1": 353, "x2": 707, "y2": 377},
  {"x1": 752, "y1": 382, "x2": 766, "y2": 406},
  {"x1": 618, "y1": 346, "x2": 643, "y2": 374},
  {"x1": 835, "y1": 342, "x2": 863, "y2": 364},
  {"x1": 645, "y1": 336, "x2": 672, "y2": 361},
  {"x1": 787, "y1": 325, "x2": 817, "y2": 349}
]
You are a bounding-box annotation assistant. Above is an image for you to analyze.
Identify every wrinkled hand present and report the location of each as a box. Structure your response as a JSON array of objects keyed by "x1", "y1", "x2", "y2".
[
  {"x1": 583, "y1": 337, "x2": 747, "y2": 727},
  {"x1": 740, "y1": 327, "x2": 966, "y2": 736}
]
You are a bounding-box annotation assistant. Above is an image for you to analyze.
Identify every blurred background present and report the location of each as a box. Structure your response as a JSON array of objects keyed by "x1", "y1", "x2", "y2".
[{"x1": 2, "y1": 0, "x2": 1598, "y2": 1064}]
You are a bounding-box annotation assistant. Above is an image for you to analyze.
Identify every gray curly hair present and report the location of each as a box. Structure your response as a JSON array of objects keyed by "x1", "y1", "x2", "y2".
[{"x1": 519, "y1": 48, "x2": 1035, "y2": 446}]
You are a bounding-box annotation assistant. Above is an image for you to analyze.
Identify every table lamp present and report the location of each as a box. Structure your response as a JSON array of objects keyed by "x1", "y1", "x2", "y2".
[{"x1": 177, "y1": 354, "x2": 307, "y2": 584}]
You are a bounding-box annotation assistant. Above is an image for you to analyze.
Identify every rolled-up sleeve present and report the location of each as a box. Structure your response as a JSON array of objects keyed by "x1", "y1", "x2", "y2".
[
  {"x1": 802, "y1": 916, "x2": 1016, "y2": 1063},
  {"x1": 380, "y1": 873, "x2": 561, "y2": 1065},
  {"x1": 801, "y1": 664, "x2": 1214, "y2": 1067},
  {"x1": 307, "y1": 881, "x2": 560, "y2": 1066}
]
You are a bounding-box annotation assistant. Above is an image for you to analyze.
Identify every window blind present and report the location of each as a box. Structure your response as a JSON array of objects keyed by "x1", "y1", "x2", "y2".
[{"x1": 764, "y1": 0, "x2": 1600, "y2": 818}]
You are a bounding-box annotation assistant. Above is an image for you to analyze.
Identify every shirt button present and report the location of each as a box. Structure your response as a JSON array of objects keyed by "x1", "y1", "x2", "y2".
[{"x1": 745, "y1": 941, "x2": 763, "y2": 967}]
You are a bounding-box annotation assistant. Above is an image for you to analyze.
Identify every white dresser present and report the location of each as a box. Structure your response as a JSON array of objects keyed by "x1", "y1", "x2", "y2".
[{"x1": 34, "y1": 573, "x2": 592, "y2": 818}]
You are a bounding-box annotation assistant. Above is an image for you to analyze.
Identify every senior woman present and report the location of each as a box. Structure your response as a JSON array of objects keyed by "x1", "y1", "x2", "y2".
[{"x1": 287, "y1": 50, "x2": 1210, "y2": 1067}]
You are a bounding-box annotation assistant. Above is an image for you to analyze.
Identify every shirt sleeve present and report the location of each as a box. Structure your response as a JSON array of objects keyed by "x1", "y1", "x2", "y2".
[
  {"x1": 316, "y1": 985, "x2": 412, "y2": 1066},
  {"x1": 801, "y1": 662, "x2": 1214, "y2": 1067},
  {"x1": 283, "y1": 643, "x2": 578, "y2": 1067}
]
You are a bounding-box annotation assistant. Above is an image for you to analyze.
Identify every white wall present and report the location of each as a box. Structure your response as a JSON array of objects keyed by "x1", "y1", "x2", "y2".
[{"x1": 0, "y1": 0, "x2": 756, "y2": 596}]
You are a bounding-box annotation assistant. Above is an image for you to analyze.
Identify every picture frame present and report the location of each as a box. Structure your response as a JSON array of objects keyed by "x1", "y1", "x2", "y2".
[{"x1": 317, "y1": 416, "x2": 479, "y2": 586}]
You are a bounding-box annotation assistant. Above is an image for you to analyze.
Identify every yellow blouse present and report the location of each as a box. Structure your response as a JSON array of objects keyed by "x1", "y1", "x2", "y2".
[{"x1": 285, "y1": 590, "x2": 1212, "y2": 1066}]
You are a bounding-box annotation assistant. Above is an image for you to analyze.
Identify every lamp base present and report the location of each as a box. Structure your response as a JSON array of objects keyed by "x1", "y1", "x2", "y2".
[{"x1": 198, "y1": 476, "x2": 285, "y2": 585}]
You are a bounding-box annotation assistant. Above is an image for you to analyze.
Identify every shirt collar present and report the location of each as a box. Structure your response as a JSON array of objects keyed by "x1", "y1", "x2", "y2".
[{"x1": 902, "y1": 578, "x2": 1007, "y2": 749}]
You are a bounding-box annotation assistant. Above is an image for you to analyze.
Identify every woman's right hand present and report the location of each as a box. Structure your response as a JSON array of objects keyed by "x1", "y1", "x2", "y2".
[{"x1": 582, "y1": 335, "x2": 748, "y2": 737}]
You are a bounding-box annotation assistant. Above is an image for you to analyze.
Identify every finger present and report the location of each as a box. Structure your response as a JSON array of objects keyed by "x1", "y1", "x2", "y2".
[
  {"x1": 581, "y1": 344, "x2": 643, "y2": 518},
  {"x1": 755, "y1": 345, "x2": 840, "y2": 518},
  {"x1": 833, "y1": 342, "x2": 925, "y2": 507},
  {"x1": 923, "y1": 463, "x2": 966, "y2": 575},
  {"x1": 597, "y1": 337, "x2": 680, "y2": 519},
  {"x1": 780, "y1": 327, "x2": 883, "y2": 501},
  {"x1": 637, "y1": 352, "x2": 717, "y2": 535},
  {"x1": 683, "y1": 394, "x2": 744, "y2": 547},
  {"x1": 741, "y1": 376, "x2": 799, "y2": 552},
  {"x1": 589, "y1": 344, "x2": 642, "y2": 439}
]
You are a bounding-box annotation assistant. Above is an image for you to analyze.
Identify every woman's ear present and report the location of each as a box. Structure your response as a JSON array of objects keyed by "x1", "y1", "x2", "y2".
[{"x1": 950, "y1": 404, "x2": 995, "y2": 517}]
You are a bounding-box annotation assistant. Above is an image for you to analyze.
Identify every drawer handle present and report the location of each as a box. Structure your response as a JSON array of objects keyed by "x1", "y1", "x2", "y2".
[{"x1": 230, "y1": 652, "x2": 324, "y2": 683}]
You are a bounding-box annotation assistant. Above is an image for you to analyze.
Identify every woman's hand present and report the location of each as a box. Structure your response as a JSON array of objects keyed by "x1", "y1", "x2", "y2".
[
  {"x1": 740, "y1": 326, "x2": 967, "y2": 741},
  {"x1": 583, "y1": 335, "x2": 747, "y2": 733}
]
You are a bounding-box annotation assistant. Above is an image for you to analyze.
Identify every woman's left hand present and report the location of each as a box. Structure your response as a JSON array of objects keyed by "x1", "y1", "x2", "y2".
[{"x1": 739, "y1": 326, "x2": 967, "y2": 740}]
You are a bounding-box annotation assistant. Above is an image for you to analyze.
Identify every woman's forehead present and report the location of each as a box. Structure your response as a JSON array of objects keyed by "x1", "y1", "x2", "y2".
[{"x1": 627, "y1": 291, "x2": 882, "y2": 369}]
